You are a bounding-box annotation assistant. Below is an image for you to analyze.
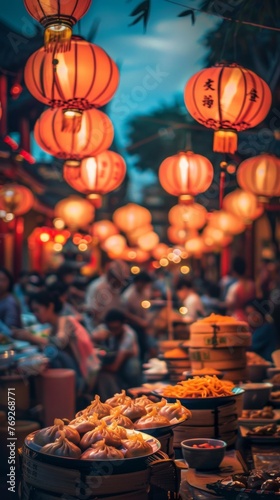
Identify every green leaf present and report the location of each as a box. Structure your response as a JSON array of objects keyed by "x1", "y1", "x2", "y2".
[
  {"x1": 128, "y1": 13, "x2": 145, "y2": 26},
  {"x1": 130, "y1": 1, "x2": 150, "y2": 16}
]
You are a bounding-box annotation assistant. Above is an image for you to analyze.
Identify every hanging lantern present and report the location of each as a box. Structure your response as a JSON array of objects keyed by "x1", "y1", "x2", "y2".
[
  {"x1": 92, "y1": 220, "x2": 119, "y2": 243},
  {"x1": 127, "y1": 224, "x2": 154, "y2": 246},
  {"x1": 167, "y1": 226, "x2": 198, "y2": 245},
  {"x1": 54, "y1": 195, "x2": 94, "y2": 231},
  {"x1": 0, "y1": 184, "x2": 34, "y2": 217},
  {"x1": 152, "y1": 243, "x2": 169, "y2": 261},
  {"x1": 133, "y1": 248, "x2": 150, "y2": 263},
  {"x1": 34, "y1": 108, "x2": 114, "y2": 163},
  {"x1": 202, "y1": 226, "x2": 232, "y2": 248},
  {"x1": 208, "y1": 210, "x2": 245, "y2": 235},
  {"x1": 24, "y1": 37, "x2": 119, "y2": 128},
  {"x1": 184, "y1": 63, "x2": 272, "y2": 153},
  {"x1": 223, "y1": 189, "x2": 264, "y2": 224},
  {"x1": 23, "y1": 0, "x2": 91, "y2": 51},
  {"x1": 137, "y1": 231, "x2": 159, "y2": 252},
  {"x1": 168, "y1": 203, "x2": 207, "y2": 230},
  {"x1": 102, "y1": 235, "x2": 127, "y2": 256},
  {"x1": 185, "y1": 236, "x2": 205, "y2": 257},
  {"x1": 113, "y1": 203, "x2": 152, "y2": 233},
  {"x1": 63, "y1": 151, "x2": 126, "y2": 207},
  {"x1": 159, "y1": 151, "x2": 214, "y2": 204},
  {"x1": 237, "y1": 153, "x2": 280, "y2": 202}
]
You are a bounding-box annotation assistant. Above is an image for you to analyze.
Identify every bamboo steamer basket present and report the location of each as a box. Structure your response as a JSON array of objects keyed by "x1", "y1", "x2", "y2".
[
  {"x1": 21, "y1": 440, "x2": 183, "y2": 500},
  {"x1": 188, "y1": 332, "x2": 251, "y2": 348}
]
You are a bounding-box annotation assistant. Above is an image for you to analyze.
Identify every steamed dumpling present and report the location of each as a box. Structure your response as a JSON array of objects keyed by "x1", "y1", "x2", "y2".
[
  {"x1": 101, "y1": 407, "x2": 134, "y2": 429},
  {"x1": 69, "y1": 413, "x2": 100, "y2": 434},
  {"x1": 80, "y1": 421, "x2": 122, "y2": 450},
  {"x1": 105, "y1": 390, "x2": 131, "y2": 407},
  {"x1": 34, "y1": 419, "x2": 80, "y2": 446},
  {"x1": 122, "y1": 433, "x2": 153, "y2": 458},
  {"x1": 158, "y1": 399, "x2": 192, "y2": 422},
  {"x1": 40, "y1": 431, "x2": 81, "y2": 458},
  {"x1": 134, "y1": 407, "x2": 170, "y2": 429},
  {"x1": 83, "y1": 395, "x2": 112, "y2": 419},
  {"x1": 115, "y1": 400, "x2": 146, "y2": 421},
  {"x1": 81, "y1": 440, "x2": 124, "y2": 460}
]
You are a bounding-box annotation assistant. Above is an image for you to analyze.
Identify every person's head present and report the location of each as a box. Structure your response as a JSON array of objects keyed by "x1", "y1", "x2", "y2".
[
  {"x1": 47, "y1": 282, "x2": 69, "y2": 304},
  {"x1": 106, "y1": 260, "x2": 130, "y2": 290},
  {"x1": 56, "y1": 264, "x2": 76, "y2": 285},
  {"x1": 232, "y1": 256, "x2": 246, "y2": 277},
  {"x1": 245, "y1": 299, "x2": 268, "y2": 329},
  {"x1": 175, "y1": 278, "x2": 193, "y2": 301},
  {"x1": 0, "y1": 268, "x2": 13, "y2": 295},
  {"x1": 104, "y1": 309, "x2": 126, "y2": 338},
  {"x1": 132, "y1": 271, "x2": 153, "y2": 293},
  {"x1": 25, "y1": 272, "x2": 45, "y2": 294},
  {"x1": 17, "y1": 271, "x2": 30, "y2": 288},
  {"x1": 29, "y1": 290, "x2": 63, "y2": 324}
]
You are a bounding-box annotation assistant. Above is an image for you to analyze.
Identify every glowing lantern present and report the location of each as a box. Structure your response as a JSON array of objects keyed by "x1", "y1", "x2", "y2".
[
  {"x1": 237, "y1": 154, "x2": 280, "y2": 202},
  {"x1": 184, "y1": 63, "x2": 272, "y2": 153},
  {"x1": 102, "y1": 235, "x2": 127, "y2": 256},
  {"x1": 0, "y1": 184, "x2": 34, "y2": 216},
  {"x1": 23, "y1": 0, "x2": 91, "y2": 50},
  {"x1": 34, "y1": 108, "x2": 114, "y2": 163},
  {"x1": 167, "y1": 226, "x2": 198, "y2": 245},
  {"x1": 137, "y1": 231, "x2": 159, "y2": 252},
  {"x1": 127, "y1": 225, "x2": 154, "y2": 246},
  {"x1": 24, "y1": 37, "x2": 119, "y2": 122},
  {"x1": 54, "y1": 195, "x2": 94, "y2": 230},
  {"x1": 113, "y1": 203, "x2": 152, "y2": 233},
  {"x1": 159, "y1": 151, "x2": 214, "y2": 204},
  {"x1": 202, "y1": 226, "x2": 232, "y2": 248},
  {"x1": 208, "y1": 210, "x2": 245, "y2": 235},
  {"x1": 152, "y1": 243, "x2": 169, "y2": 260},
  {"x1": 185, "y1": 236, "x2": 205, "y2": 257},
  {"x1": 223, "y1": 189, "x2": 264, "y2": 224},
  {"x1": 133, "y1": 248, "x2": 150, "y2": 263},
  {"x1": 92, "y1": 220, "x2": 119, "y2": 243},
  {"x1": 168, "y1": 203, "x2": 207, "y2": 230},
  {"x1": 63, "y1": 151, "x2": 126, "y2": 207}
]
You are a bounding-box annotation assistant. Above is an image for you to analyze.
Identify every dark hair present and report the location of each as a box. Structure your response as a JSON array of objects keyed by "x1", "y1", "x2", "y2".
[
  {"x1": 104, "y1": 309, "x2": 126, "y2": 324},
  {"x1": 0, "y1": 267, "x2": 14, "y2": 292},
  {"x1": 245, "y1": 299, "x2": 267, "y2": 320},
  {"x1": 175, "y1": 278, "x2": 193, "y2": 291},
  {"x1": 133, "y1": 271, "x2": 153, "y2": 284},
  {"x1": 29, "y1": 290, "x2": 63, "y2": 314},
  {"x1": 56, "y1": 264, "x2": 76, "y2": 279},
  {"x1": 232, "y1": 256, "x2": 246, "y2": 276},
  {"x1": 47, "y1": 282, "x2": 69, "y2": 296}
]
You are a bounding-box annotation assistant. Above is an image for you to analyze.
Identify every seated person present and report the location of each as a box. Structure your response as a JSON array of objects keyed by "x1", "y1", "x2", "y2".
[
  {"x1": 92, "y1": 309, "x2": 142, "y2": 399},
  {"x1": 245, "y1": 300, "x2": 280, "y2": 362}
]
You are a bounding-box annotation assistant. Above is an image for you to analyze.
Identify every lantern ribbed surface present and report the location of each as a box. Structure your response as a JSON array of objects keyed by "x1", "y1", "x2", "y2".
[
  {"x1": 223, "y1": 189, "x2": 264, "y2": 223},
  {"x1": 24, "y1": 37, "x2": 119, "y2": 109},
  {"x1": 113, "y1": 204, "x2": 152, "y2": 233},
  {"x1": 237, "y1": 154, "x2": 280, "y2": 200},
  {"x1": 159, "y1": 151, "x2": 214, "y2": 201},
  {"x1": 168, "y1": 203, "x2": 207, "y2": 230},
  {"x1": 54, "y1": 195, "x2": 94, "y2": 230},
  {"x1": 63, "y1": 151, "x2": 126, "y2": 196},
  {"x1": 184, "y1": 63, "x2": 271, "y2": 132},
  {"x1": 34, "y1": 108, "x2": 114, "y2": 161},
  {"x1": 24, "y1": 1, "x2": 91, "y2": 25}
]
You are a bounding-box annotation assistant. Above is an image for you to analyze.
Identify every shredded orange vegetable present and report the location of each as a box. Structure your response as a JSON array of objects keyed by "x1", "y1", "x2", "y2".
[{"x1": 162, "y1": 375, "x2": 234, "y2": 399}]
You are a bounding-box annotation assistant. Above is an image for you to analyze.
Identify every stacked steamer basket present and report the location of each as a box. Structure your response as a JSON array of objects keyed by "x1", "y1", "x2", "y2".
[
  {"x1": 156, "y1": 376, "x2": 245, "y2": 454},
  {"x1": 162, "y1": 347, "x2": 191, "y2": 383},
  {"x1": 186, "y1": 314, "x2": 252, "y2": 383}
]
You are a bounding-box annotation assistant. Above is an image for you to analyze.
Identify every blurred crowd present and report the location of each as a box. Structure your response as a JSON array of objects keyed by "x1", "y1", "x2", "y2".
[{"x1": 1, "y1": 254, "x2": 280, "y2": 405}]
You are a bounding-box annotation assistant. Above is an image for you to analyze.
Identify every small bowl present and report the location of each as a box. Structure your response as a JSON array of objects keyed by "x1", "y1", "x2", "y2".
[
  {"x1": 181, "y1": 438, "x2": 226, "y2": 470},
  {"x1": 240, "y1": 382, "x2": 273, "y2": 409}
]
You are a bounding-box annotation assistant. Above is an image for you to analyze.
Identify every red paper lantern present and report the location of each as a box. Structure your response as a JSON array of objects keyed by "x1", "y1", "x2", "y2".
[
  {"x1": 167, "y1": 226, "x2": 198, "y2": 245},
  {"x1": 159, "y1": 151, "x2": 214, "y2": 203},
  {"x1": 34, "y1": 108, "x2": 114, "y2": 163},
  {"x1": 23, "y1": 0, "x2": 91, "y2": 50},
  {"x1": 0, "y1": 184, "x2": 34, "y2": 216},
  {"x1": 102, "y1": 235, "x2": 127, "y2": 256},
  {"x1": 168, "y1": 203, "x2": 207, "y2": 230},
  {"x1": 208, "y1": 210, "x2": 245, "y2": 235},
  {"x1": 113, "y1": 204, "x2": 152, "y2": 233},
  {"x1": 223, "y1": 189, "x2": 264, "y2": 224},
  {"x1": 184, "y1": 63, "x2": 272, "y2": 153},
  {"x1": 202, "y1": 226, "x2": 232, "y2": 248},
  {"x1": 185, "y1": 236, "x2": 205, "y2": 257},
  {"x1": 24, "y1": 37, "x2": 119, "y2": 112},
  {"x1": 54, "y1": 195, "x2": 94, "y2": 230},
  {"x1": 237, "y1": 154, "x2": 280, "y2": 202},
  {"x1": 92, "y1": 220, "x2": 119, "y2": 243},
  {"x1": 63, "y1": 151, "x2": 126, "y2": 207},
  {"x1": 152, "y1": 243, "x2": 169, "y2": 260},
  {"x1": 137, "y1": 231, "x2": 159, "y2": 252}
]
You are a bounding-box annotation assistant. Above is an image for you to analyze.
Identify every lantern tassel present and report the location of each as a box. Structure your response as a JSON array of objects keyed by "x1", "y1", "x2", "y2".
[
  {"x1": 44, "y1": 25, "x2": 72, "y2": 53},
  {"x1": 179, "y1": 194, "x2": 194, "y2": 205},
  {"x1": 213, "y1": 130, "x2": 237, "y2": 154},
  {"x1": 87, "y1": 194, "x2": 102, "y2": 209}
]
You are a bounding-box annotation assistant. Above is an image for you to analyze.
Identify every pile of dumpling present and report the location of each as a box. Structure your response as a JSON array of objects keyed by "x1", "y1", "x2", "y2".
[{"x1": 32, "y1": 391, "x2": 192, "y2": 460}]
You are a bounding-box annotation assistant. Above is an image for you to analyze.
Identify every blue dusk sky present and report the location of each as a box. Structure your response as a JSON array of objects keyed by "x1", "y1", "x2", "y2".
[{"x1": 1, "y1": 0, "x2": 217, "y2": 201}]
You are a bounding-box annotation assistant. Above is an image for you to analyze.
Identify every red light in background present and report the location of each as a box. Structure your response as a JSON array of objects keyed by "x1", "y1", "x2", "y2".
[
  {"x1": 10, "y1": 83, "x2": 23, "y2": 98},
  {"x1": 18, "y1": 149, "x2": 36, "y2": 164},
  {"x1": 4, "y1": 136, "x2": 19, "y2": 150}
]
